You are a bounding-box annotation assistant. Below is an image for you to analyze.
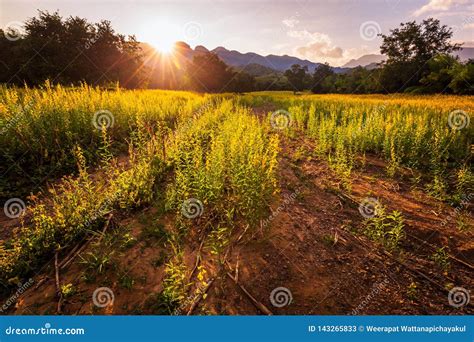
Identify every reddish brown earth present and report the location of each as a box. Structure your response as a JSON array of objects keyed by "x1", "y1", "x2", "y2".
[
  {"x1": 7, "y1": 133, "x2": 474, "y2": 316},
  {"x1": 212, "y1": 137, "x2": 473, "y2": 315}
]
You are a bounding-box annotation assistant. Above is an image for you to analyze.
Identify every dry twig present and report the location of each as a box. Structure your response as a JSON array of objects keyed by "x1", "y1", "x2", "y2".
[
  {"x1": 186, "y1": 278, "x2": 215, "y2": 315},
  {"x1": 54, "y1": 252, "x2": 63, "y2": 314},
  {"x1": 226, "y1": 271, "x2": 273, "y2": 315}
]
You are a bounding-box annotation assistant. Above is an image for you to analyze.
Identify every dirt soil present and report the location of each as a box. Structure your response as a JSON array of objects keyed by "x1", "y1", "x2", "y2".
[{"x1": 7, "y1": 131, "x2": 474, "y2": 316}]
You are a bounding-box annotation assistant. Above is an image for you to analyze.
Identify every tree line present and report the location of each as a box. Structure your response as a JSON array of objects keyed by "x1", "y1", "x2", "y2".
[
  {"x1": 0, "y1": 11, "x2": 143, "y2": 88},
  {"x1": 1, "y1": 11, "x2": 472, "y2": 94},
  {"x1": 283, "y1": 19, "x2": 473, "y2": 95}
]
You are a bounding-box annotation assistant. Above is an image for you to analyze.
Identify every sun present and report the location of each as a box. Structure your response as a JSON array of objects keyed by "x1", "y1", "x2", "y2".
[
  {"x1": 140, "y1": 19, "x2": 182, "y2": 54},
  {"x1": 152, "y1": 38, "x2": 176, "y2": 54}
]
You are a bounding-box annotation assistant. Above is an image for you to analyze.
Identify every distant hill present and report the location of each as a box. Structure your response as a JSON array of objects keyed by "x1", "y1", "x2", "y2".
[
  {"x1": 234, "y1": 63, "x2": 281, "y2": 77},
  {"x1": 211, "y1": 46, "x2": 321, "y2": 72},
  {"x1": 342, "y1": 47, "x2": 474, "y2": 69},
  {"x1": 211, "y1": 46, "x2": 349, "y2": 74},
  {"x1": 342, "y1": 54, "x2": 386, "y2": 68}
]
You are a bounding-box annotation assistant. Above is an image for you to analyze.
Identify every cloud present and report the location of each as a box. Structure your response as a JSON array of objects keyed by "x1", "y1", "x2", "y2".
[
  {"x1": 344, "y1": 46, "x2": 377, "y2": 60},
  {"x1": 297, "y1": 44, "x2": 344, "y2": 59},
  {"x1": 295, "y1": 34, "x2": 343, "y2": 59},
  {"x1": 282, "y1": 17, "x2": 299, "y2": 28},
  {"x1": 289, "y1": 30, "x2": 344, "y2": 60},
  {"x1": 413, "y1": 0, "x2": 467, "y2": 17},
  {"x1": 287, "y1": 29, "x2": 312, "y2": 40},
  {"x1": 282, "y1": 15, "x2": 345, "y2": 63},
  {"x1": 282, "y1": 18, "x2": 377, "y2": 66}
]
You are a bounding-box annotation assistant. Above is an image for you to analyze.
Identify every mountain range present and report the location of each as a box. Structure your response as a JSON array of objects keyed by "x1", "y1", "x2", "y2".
[
  {"x1": 342, "y1": 54, "x2": 386, "y2": 69},
  {"x1": 211, "y1": 46, "x2": 349, "y2": 74},
  {"x1": 140, "y1": 42, "x2": 474, "y2": 86},
  {"x1": 140, "y1": 42, "x2": 349, "y2": 79}
]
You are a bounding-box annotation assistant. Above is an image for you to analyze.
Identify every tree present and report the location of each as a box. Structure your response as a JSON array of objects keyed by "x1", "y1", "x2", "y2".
[
  {"x1": 284, "y1": 64, "x2": 309, "y2": 93},
  {"x1": 185, "y1": 52, "x2": 233, "y2": 92},
  {"x1": 379, "y1": 18, "x2": 460, "y2": 92},
  {"x1": 419, "y1": 54, "x2": 458, "y2": 93},
  {"x1": 0, "y1": 10, "x2": 144, "y2": 87},
  {"x1": 311, "y1": 63, "x2": 334, "y2": 93},
  {"x1": 448, "y1": 60, "x2": 474, "y2": 95},
  {"x1": 227, "y1": 70, "x2": 255, "y2": 93}
]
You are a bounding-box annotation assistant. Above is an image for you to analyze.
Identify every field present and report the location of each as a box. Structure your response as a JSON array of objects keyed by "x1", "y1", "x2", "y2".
[{"x1": 0, "y1": 85, "x2": 472, "y2": 315}]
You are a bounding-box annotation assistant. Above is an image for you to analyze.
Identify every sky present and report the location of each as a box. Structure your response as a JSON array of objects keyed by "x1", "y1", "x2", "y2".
[{"x1": 1, "y1": 0, "x2": 473, "y2": 66}]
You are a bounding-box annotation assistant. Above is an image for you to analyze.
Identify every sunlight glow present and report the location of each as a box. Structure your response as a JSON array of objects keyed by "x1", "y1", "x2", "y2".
[
  {"x1": 151, "y1": 39, "x2": 176, "y2": 54},
  {"x1": 139, "y1": 18, "x2": 182, "y2": 54}
]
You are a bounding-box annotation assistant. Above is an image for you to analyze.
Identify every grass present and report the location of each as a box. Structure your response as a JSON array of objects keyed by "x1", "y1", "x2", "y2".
[
  {"x1": 0, "y1": 86, "x2": 472, "y2": 296},
  {"x1": 240, "y1": 93, "x2": 473, "y2": 204}
]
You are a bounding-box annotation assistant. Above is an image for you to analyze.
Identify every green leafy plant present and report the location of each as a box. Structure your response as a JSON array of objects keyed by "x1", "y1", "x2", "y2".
[
  {"x1": 364, "y1": 206, "x2": 405, "y2": 251},
  {"x1": 80, "y1": 250, "x2": 115, "y2": 276},
  {"x1": 431, "y1": 246, "x2": 450, "y2": 273}
]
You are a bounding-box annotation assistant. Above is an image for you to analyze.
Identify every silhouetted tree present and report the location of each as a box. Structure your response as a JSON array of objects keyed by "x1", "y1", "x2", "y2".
[
  {"x1": 284, "y1": 64, "x2": 309, "y2": 93},
  {"x1": 448, "y1": 60, "x2": 474, "y2": 94},
  {"x1": 419, "y1": 54, "x2": 457, "y2": 93},
  {"x1": 0, "y1": 10, "x2": 144, "y2": 87},
  {"x1": 311, "y1": 63, "x2": 334, "y2": 93},
  {"x1": 418, "y1": 54, "x2": 474, "y2": 94},
  {"x1": 185, "y1": 52, "x2": 233, "y2": 92},
  {"x1": 379, "y1": 18, "x2": 460, "y2": 92},
  {"x1": 227, "y1": 71, "x2": 255, "y2": 93}
]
